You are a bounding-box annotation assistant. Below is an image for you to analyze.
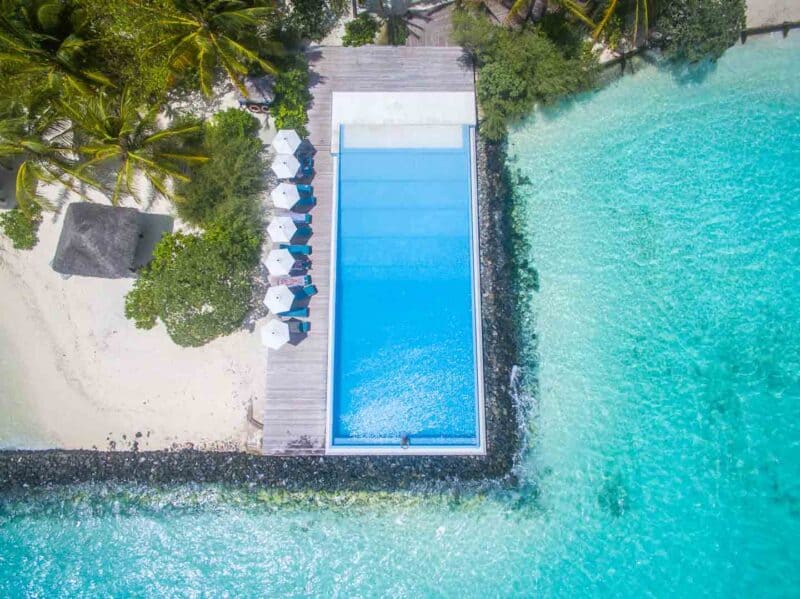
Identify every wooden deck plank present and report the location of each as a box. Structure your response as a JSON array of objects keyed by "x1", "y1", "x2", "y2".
[{"x1": 262, "y1": 46, "x2": 475, "y2": 456}]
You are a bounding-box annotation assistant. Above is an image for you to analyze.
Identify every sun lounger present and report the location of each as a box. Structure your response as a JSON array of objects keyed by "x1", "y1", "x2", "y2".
[
  {"x1": 282, "y1": 244, "x2": 312, "y2": 255},
  {"x1": 300, "y1": 156, "x2": 314, "y2": 177},
  {"x1": 269, "y1": 274, "x2": 311, "y2": 287},
  {"x1": 296, "y1": 196, "x2": 317, "y2": 208},
  {"x1": 288, "y1": 212, "x2": 311, "y2": 224},
  {"x1": 297, "y1": 184, "x2": 313, "y2": 196},
  {"x1": 279, "y1": 307, "x2": 309, "y2": 318},
  {"x1": 302, "y1": 284, "x2": 318, "y2": 297},
  {"x1": 298, "y1": 321, "x2": 311, "y2": 333}
]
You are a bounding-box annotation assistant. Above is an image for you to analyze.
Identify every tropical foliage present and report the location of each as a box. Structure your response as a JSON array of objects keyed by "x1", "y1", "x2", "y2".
[
  {"x1": 60, "y1": 88, "x2": 208, "y2": 204},
  {"x1": 343, "y1": 13, "x2": 380, "y2": 46},
  {"x1": 0, "y1": 102, "x2": 99, "y2": 214},
  {"x1": 0, "y1": 0, "x2": 114, "y2": 103},
  {"x1": 148, "y1": 0, "x2": 281, "y2": 97},
  {"x1": 657, "y1": 0, "x2": 745, "y2": 62},
  {"x1": 124, "y1": 217, "x2": 261, "y2": 347},
  {"x1": 281, "y1": 0, "x2": 349, "y2": 43},
  {"x1": 271, "y1": 61, "x2": 312, "y2": 136},
  {"x1": 0, "y1": 203, "x2": 42, "y2": 249},
  {"x1": 175, "y1": 109, "x2": 264, "y2": 227},
  {"x1": 125, "y1": 108, "x2": 264, "y2": 347},
  {"x1": 452, "y1": 9, "x2": 597, "y2": 140}
]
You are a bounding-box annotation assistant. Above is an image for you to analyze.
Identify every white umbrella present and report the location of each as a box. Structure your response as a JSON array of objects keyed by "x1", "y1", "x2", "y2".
[
  {"x1": 267, "y1": 216, "x2": 298, "y2": 243},
  {"x1": 260, "y1": 319, "x2": 291, "y2": 350},
  {"x1": 271, "y1": 183, "x2": 300, "y2": 209},
  {"x1": 271, "y1": 154, "x2": 300, "y2": 179},
  {"x1": 263, "y1": 249, "x2": 296, "y2": 276},
  {"x1": 263, "y1": 284, "x2": 297, "y2": 314},
  {"x1": 271, "y1": 129, "x2": 302, "y2": 155}
]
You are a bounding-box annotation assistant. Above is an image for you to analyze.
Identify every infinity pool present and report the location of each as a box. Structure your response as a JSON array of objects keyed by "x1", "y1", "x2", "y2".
[{"x1": 329, "y1": 125, "x2": 483, "y2": 452}]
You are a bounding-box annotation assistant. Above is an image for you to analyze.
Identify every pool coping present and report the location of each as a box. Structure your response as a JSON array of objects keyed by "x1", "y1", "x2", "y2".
[{"x1": 324, "y1": 124, "x2": 486, "y2": 456}]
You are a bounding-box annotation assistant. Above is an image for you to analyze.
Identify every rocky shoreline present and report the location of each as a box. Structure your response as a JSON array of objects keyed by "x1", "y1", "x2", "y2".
[{"x1": 0, "y1": 139, "x2": 527, "y2": 491}]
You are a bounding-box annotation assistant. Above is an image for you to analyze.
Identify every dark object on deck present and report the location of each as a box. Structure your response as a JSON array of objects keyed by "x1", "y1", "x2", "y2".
[
  {"x1": 741, "y1": 20, "x2": 800, "y2": 43},
  {"x1": 52, "y1": 204, "x2": 141, "y2": 278}
]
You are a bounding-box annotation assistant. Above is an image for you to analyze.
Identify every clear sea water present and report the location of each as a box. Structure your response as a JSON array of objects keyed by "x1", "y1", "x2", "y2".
[
  {"x1": 2, "y1": 34, "x2": 799, "y2": 596},
  {"x1": 332, "y1": 126, "x2": 479, "y2": 447}
]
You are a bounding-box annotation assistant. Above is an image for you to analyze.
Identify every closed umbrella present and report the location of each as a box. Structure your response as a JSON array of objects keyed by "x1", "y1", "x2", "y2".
[
  {"x1": 263, "y1": 284, "x2": 297, "y2": 314},
  {"x1": 271, "y1": 183, "x2": 300, "y2": 209},
  {"x1": 272, "y1": 129, "x2": 302, "y2": 155},
  {"x1": 263, "y1": 248, "x2": 296, "y2": 276},
  {"x1": 267, "y1": 216, "x2": 298, "y2": 243},
  {"x1": 271, "y1": 154, "x2": 300, "y2": 179},
  {"x1": 260, "y1": 319, "x2": 291, "y2": 350}
]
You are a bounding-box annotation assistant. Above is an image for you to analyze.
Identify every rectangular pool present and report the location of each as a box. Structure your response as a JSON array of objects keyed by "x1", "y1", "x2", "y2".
[{"x1": 327, "y1": 124, "x2": 484, "y2": 453}]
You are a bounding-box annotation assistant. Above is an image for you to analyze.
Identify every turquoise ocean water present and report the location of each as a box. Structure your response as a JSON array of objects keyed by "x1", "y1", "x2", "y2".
[{"x1": 2, "y1": 34, "x2": 799, "y2": 596}]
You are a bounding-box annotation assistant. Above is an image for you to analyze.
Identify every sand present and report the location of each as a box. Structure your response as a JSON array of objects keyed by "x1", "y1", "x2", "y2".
[
  {"x1": 747, "y1": 0, "x2": 800, "y2": 28},
  {"x1": 0, "y1": 191, "x2": 267, "y2": 453}
]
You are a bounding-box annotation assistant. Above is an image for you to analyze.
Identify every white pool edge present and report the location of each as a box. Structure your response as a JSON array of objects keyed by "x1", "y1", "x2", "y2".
[{"x1": 324, "y1": 125, "x2": 486, "y2": 457}]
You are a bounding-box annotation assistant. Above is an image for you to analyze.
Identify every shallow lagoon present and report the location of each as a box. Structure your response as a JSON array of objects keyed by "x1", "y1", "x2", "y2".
[{"x1": 2, "y1": 34, "x2": 799, "y2": 596}]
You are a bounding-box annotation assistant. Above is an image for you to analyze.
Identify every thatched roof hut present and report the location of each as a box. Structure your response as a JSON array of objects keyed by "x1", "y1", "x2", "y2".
[{"x1": 52, "y1": 203, "x2": 141, "y2": 278}]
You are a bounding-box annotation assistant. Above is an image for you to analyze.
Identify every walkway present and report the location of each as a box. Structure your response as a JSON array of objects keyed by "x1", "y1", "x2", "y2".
[{"x1": 262, "y1": 46, "x2": 474, "y2": 455}]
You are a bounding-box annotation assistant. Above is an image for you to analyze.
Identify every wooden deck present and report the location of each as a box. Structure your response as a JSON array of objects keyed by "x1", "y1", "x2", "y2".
[{"x1": 262, "y1": 46, "x2": 474, "y2": 455}]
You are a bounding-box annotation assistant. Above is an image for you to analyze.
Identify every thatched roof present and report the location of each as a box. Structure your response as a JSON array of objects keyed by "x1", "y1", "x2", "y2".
[{"x1": 52, "y1": 203, "x2": 141, "y2": 278}]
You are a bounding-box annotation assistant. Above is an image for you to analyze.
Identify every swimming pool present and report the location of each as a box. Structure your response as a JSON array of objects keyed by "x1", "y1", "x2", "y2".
[{"x1": 327, "y1": 124, "x2": 484, "y2": 453}]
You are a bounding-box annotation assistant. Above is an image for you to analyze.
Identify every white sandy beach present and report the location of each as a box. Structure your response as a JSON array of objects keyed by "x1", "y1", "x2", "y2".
[
  {"x1": 747, "y1": 0, "x2": 800, "y2": 28},
  {"x1": 0, "y1": 198, "x2": 267, "y2": 452}
]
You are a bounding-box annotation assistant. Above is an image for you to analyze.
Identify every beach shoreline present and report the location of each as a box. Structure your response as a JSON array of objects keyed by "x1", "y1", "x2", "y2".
[
  {"x1": 0, "y1": 205, "x2": 266, "y2": 453},
  {"x1": 0, "y1": 136, "x2": 525, "y2": 487}
]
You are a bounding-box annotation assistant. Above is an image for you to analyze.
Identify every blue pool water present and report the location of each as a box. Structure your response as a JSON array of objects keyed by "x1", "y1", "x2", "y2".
[
  {"x1": 2, "y1": 35, "x2": 799, "y2": 596},
  {"x1": 331, "y1": 125, "x2": 481, "y2": 448}
]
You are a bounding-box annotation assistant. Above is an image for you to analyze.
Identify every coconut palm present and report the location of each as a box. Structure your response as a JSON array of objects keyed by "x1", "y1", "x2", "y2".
[
  {"x1": 148, "y1": 0, "x2": 280, "y2": 97},
  {"x1": 0, "y1": 101, "x2": 99, "y2": 215},
  {"x1": 364, "y1": 0, "x2": 427, "y2": 45},
  {"x1": 60, "y1": 88, "x2": 208, "y2": 204},
  {"x1": 506, "y1": 0, "x2": 653, "y2": 44},
  {"x1": 0, "y1": 0, "x2": 114, "y2": 100}
]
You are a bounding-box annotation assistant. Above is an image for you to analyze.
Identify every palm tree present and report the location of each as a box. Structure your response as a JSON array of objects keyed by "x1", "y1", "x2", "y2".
[
  {"x1": 0, "y1": 0, "x2": 114, "y2": 99},
  {"x1": 364, "y1": 0, "x2": 427, "y2": 45},
  {"x1": 505, "y1": 0, "x2": 653, "y2": 45},
  {"x1": 60, "y1": 88, "x2": 208, "y2": 204},
  {"x1": 148, "y1": 0, "x2": 280, "y2": 97},
  {"x1": 0, "y1": 101, "x2": 99, "y2": 215}
]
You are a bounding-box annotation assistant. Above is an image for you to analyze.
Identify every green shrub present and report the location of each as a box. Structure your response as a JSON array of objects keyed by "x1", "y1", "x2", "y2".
[
  {"x1": 125, "y1": 217, "x2": 261, "y2": 347},
  {"x1": 658, "y1": 0, "x2": 746, "y2": 62},
  {"x1": 0, "y1": 204, "x2": 42, "y2": 250},
  {"x1": 453, "y1": 11, "x2": 598, "y2": 141},
  {"x1": 280, "y1": 0, "x2": 349, "y2": 43},
  {"x1": 175, "y1": 109, "x2": 264, "y2": 227},
  {"x1": 128, "y1": 107, "x2": 265, "y2": 347},
  {"x1": 343, "y1": 13, "x2": 379, "y2": 47},
  {"x1": 271, "y1": 65, "x2": 311, "y2": 136}
]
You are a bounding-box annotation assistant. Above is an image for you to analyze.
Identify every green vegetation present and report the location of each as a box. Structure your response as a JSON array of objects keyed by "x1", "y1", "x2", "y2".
[
  {"x1": 658, "y1": 0, "x2": 745, "y2": 62},
  {"x1": 282, "y1": 0, "x2": 348, "y2": 43},
  {"x1": 0, "y1": 204, "x2": 42, "y2": 250},
  {"x1": 271, "y1": 61, "x2": 312, "y2": 136},
  {"x1": 125, "y1": 108, "x2": 263, "y2": 346},
  {"x1": 124, "y1": 217, "x2": 261, "y2": 347},
  {"x1": 0, "y1": 0, "x2": 340, "y2": 344},
  {"x1": 343, "y1": 13, "x2": 380, "y2": 47},
  {"x1": 453, "y1": 10, "x2": 598, "y2": 140},
  {"x1": 147, "y1": 0, "x2": 279, "y2": 97},
  {"x1": 61, "y1": 88, "x2": 208, "y2": 204},
  {"x1": 175, "y1": 109, "x2": 264, "y2": 227}
]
